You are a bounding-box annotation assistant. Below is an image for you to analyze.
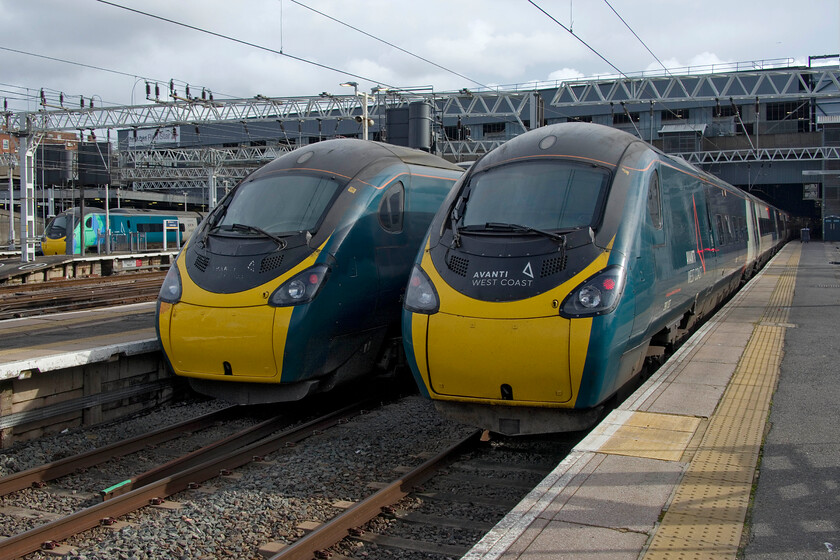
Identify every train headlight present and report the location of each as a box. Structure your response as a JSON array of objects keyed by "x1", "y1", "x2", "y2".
[
  {"x1": 404, "y1": 265, "x2": 439, "y2": 314},
  {"x1": 560, "y1": 265, "x2": 625, "y2": 318},
  {"x1": 158, "y1": 264, "x2": 182, "y2": 303},
  {"x1": 269, "y1": 264, "x2": 330, "y2": 306}
]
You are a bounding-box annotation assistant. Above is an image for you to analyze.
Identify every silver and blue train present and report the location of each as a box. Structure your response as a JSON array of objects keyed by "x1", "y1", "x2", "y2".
[
  {"x1": 41, "y1": 207, "x2": 203, "y2": 255},
  {"x1": 156, "y1": 139, "x2": 463, "y2": 403},
  {"x1": 402, "y1": 122, "x2": 790, "y2": 435}
]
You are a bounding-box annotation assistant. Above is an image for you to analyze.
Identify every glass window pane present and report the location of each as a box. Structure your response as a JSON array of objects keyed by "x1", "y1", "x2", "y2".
[
  {"x1": 462, "y1": 161, "x2": 610, "y2": 230},
  {"x1": 218, "y1": 173, "x2": 341, "y2": 233}
]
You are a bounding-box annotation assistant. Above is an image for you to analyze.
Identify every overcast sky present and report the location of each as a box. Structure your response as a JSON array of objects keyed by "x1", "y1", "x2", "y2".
[{"x1": 1, "y1": 0, "x2": 838, "y2": 113}]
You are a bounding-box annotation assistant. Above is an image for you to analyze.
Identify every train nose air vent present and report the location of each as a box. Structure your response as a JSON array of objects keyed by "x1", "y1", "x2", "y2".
[
  {"x1": 223, "y1": 361, "x2": 233, "y2": 376},
  {"x1": 446, "y1": 254, "x2": 469, "y2": 277},
  {"x1": 541, "y1": 255, "x2": 567, "y2": 278},
  {"x1": 260, "y1": 253, "x2": 285, "y2": 273},
  {"x1": 194, "y1": 254, "x2": 210, "y2": 272}
]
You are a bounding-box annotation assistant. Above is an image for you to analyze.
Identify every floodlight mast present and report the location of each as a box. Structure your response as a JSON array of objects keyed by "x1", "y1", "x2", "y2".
[{"x1": 341, "y1": 81, "x2": 370, "y2": 141}]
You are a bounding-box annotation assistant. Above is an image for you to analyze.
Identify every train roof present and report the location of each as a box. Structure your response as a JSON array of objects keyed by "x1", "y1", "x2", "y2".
[
  {"x1": 470, "y1": 122, "x2": 641, "y2": 173},
  {"x1": 253, "y1": 138, "x2": 463, "y2": 181}
]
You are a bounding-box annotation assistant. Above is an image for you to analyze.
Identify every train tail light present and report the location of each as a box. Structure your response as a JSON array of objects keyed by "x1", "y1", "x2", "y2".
[
  {"x1": 404, "y1": 265, "x2": 440, "y2": 314},
  {"x1": 560, "y1": 265, "x2": 625, "y2": 318}
]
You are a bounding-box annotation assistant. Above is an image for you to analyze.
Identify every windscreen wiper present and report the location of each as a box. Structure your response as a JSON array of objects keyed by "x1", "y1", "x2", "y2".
[
  {"x1": 481, "y1": 222, "x2": 566, "y2": 242},
  {"x1": 229, "y1": 223, "x2": 288, "y2": 249},
  {"x1": 473, "y1": 222, "x2": 569, "y2": 253},
  {"x1": 449, "y1": 194, "x2": 469, "y2": 249},
  {"x1": 199, "y1": 204, "x2": 229, "y2": 247}
]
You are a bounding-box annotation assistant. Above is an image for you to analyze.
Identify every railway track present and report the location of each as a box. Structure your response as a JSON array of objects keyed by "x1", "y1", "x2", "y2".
[
  {"x1": 0, "y1": 389, "x2": 577, "y2": 560},
  {"x1": 0, "y1": 272, "x2": 165, "y2": 319},
  {"x1": 272, "y1": 430, "x2": 581, "y2": 560},
  {"x1": 0, "y1": 400, "x2": 375, "y2": 560}
]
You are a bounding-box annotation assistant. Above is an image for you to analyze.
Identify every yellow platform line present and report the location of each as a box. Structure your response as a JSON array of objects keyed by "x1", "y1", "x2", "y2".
[{"x1": 642, "y1": 246, "x2": 800, "y2": 560}]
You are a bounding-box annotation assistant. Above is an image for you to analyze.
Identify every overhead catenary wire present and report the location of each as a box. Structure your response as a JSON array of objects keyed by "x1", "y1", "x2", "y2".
[
  {"x1": 0, "y1": 47, "x2": 235, "y2": 108},
  {"x1": 526, "y1": 0, "x2": 628, "y2": 80},
  {"x1": 602, "y1": 0, "x2": 671, "y2": 76},
  {"x1": 95, "y1": 0, "x2": 398, "y2": 91},
  {"x1": 289, "y1": 0, "x2": 492, "y2": 90}
]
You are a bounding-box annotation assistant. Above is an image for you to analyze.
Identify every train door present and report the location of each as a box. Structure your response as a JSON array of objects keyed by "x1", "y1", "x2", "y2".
[
  {"x1": 631, "y1": 169, "x2": 665, "y2": 341},
  {"x1": 824, "y1": 216, "x2": 840, "y2": 241},
  {"x1": 374, "y1": 179, "x2": 410, "y2": 321},
  {"x1": 689, "y1": 185, "x2": 717, "y2": 291}
]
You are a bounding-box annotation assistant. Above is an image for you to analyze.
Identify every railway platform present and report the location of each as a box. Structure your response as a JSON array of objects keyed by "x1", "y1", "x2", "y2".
[
  {"x1": 0, "y1": 251, "x2": 176, "y2": 284},
  {"x1": 464, "y1": 240, "x2": 837, "y2": 560},
  {"x1": 0, "y1": 302, "x2": 170, "y2": 447}
]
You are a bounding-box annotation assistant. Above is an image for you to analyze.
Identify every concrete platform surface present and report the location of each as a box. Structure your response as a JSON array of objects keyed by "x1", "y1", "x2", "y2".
[
  {"x1": 0, "y1": 302, "x2": 157, "y2": 381},
  {"x1": 463, "y1": 241, "x2": 838, "y2": 560}
]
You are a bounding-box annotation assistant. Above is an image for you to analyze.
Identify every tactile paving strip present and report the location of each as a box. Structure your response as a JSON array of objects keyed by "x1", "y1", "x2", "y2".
[
  {"x1": 599, "y1": 411, "x2": 702, "y2": 462},
  {"x1": 642, "y1": 247, "x2": 800, "y2": 560}
]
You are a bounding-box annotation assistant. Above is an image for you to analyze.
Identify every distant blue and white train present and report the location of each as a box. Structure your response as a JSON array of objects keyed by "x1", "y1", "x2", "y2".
[
  {"x1": 402, "y1": 122, "x2": 791, "y2": 435},
  {"x1": 41, "y1": 207, "x2": 203, "y2": 255}
]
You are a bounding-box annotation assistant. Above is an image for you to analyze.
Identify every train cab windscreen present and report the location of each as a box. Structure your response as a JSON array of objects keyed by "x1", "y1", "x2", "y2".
[
  {"x1": 217, "y1": 173, "x2": 342, "y2": 235},
  {"x1": 45, "y1": 213, "x2": 72, "y2": 239},
  {"x1": 460, "y1": 161, "x2": 610, "y2": 232}
]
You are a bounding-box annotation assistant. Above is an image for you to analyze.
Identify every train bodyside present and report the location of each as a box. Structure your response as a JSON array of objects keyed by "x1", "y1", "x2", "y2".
[
  {"x1": 41, "y1": 207, "x2": 203, "y2": 255},
  {"x1": 156, "y1": 139, "x2": 463, "y2": 404},
  {"x1": 402, "y1": 122, "x2": 789, "y2": 435}
]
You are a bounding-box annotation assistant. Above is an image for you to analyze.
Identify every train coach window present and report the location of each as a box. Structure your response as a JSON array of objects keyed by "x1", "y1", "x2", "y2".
[
  {"x1": 647, "y1": 172, "x2": 662, "y2": 230},
  {"x1": 379, "y1": 182, "x2": 404, "y2": 233}
]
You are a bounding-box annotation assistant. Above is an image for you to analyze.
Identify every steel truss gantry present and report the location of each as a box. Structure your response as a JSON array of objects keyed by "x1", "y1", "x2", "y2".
[
  {"x1": 7, "y1": 65, "x2": 840, "y2": 260},
  {"x1": 27, "y1": 94, "x2": 392, "y2": 132},
  {"x1": 550, "y1": 67, "x2": 840, "y2": 106},
  {"x1": 679, "y1": 146, "x2": 840, "y2": 165}
]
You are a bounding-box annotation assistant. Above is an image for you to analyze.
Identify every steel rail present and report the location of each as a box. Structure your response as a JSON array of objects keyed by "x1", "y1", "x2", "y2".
[
  {"x1": 101, "y1": 408, "x2": 299, "y2": 499},
  {"x1": 0, "y1": 275, "x2": 164, "y2": 318},
  {"x1": 270, "y1": 429, "x2": 483, "y2": 560},
  {"x1": 0, "y1": 402, "x2": 371, "y2": 560},
  {"x1": 0, "y1": 406, "x2": 237, "y2": 497},
  {"x1": 0, "y1": 272, "x2": 166, "y2": 294}
]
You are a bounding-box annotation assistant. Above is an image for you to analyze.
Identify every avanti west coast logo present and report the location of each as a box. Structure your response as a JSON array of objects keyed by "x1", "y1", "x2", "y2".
[{"x1": 472, "y1": 262, "x2": 534, "y2": 287}]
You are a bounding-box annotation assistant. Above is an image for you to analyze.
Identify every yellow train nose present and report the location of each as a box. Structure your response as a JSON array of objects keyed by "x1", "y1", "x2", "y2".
[
  {"x1": 426, "y1": 313, "x2": 578, "y2": 403},
  {"x1": 166, "y1": 302, "x2": 289, "y2": 380}
]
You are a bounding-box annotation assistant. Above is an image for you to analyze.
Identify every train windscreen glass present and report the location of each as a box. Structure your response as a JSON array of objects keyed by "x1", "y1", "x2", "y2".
[
  {"x1": 462, "y1": 161, "x2": 610, "y2": 231},
  {"x1": 219, "y1": 174, "x2": 341, "y2": 234},
  {"x1": 46, "y1": 214, "x2": 69, "y2": 238}
]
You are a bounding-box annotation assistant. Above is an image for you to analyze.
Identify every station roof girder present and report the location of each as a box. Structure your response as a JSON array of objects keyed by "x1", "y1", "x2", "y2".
[{"x1": 550, "y1": 68, "x2": 840, "y2": 107}]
